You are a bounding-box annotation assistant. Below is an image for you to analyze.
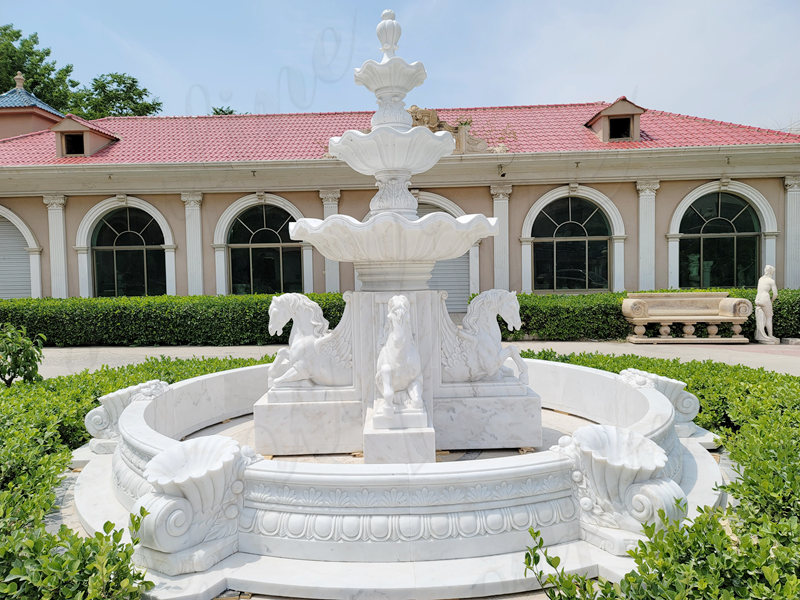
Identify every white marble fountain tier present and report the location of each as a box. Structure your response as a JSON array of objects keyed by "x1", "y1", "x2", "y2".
[{"x1": 289, "y1": 212, "x2": 498, "y2": 292}]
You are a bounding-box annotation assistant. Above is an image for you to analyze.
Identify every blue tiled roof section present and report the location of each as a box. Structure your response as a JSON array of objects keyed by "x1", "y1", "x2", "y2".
[{"x1": 0, "y1": 88, "x2": 64, "y2": 117}]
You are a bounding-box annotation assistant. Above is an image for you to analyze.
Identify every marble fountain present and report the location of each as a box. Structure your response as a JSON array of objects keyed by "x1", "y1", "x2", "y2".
[{"x1": 75, "y1": 11, "x2": 724, "y2": 600}]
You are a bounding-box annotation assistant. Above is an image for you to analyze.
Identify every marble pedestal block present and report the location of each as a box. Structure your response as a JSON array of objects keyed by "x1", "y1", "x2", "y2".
[
  {"x1": 254, "y1": 388, "x2": 362, "y2": 455},
  {"x1": 433, "y1": 382, "x2": 542, "y2": 449},
  {"x1": 363, "y1": 407, "x2": 436, "y2": 463}
]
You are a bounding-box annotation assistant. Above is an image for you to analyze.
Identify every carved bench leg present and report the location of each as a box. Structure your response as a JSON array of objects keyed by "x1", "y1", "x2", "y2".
[
  {"x1": 658, "y1": 323, "x2": 672, "y2": 338},
  {"x1": 707, "y1": 324, "x2": 719, "y2": 338},
  {"x1": 682, "y1": 323, "x2": 696, "y2": 339},
  {"x1": 633, "y1": 324, "x2": 646, "y2": 338},
  {"x1": 732, "y1": 324, "x2": 744, "y2": 338}
]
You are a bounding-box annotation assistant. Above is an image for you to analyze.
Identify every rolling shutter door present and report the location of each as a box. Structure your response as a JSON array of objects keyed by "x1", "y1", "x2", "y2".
[
  {"x1": 0, "y1": 216, "x2": 31, "y2": 298},
  {"x1": 417, "y1": 203, "x2": 470, "y2": 312}
]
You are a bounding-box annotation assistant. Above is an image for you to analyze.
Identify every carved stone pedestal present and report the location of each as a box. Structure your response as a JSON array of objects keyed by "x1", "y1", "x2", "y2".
[
  {"x1": 253, "y1": 388, "x2": 362, "y2": 455},
  {"x1": 363, "y1": 407, "x2": 436, "y2": 464},
  {"x1": 433, "y1": 382, "x2": 541, "y2": 449}
]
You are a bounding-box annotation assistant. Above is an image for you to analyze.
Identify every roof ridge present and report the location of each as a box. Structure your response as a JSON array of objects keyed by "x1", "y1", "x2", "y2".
[
  {"x1": 647, "y1": 109, "x2": 800, "y2": 138},
  {"x1": 92, "y1": 101, "x2": 610, "y2": 122}
]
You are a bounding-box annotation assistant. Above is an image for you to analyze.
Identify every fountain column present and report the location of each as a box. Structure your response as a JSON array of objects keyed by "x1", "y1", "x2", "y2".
[{"x1": 254, "y1": 10, "x2": 540, "y2": 464}]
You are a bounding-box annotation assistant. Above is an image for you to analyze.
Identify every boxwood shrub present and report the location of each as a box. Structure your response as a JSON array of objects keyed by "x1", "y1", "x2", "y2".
[
  {"x1": 0, "y1": 294, "x2": 346, "y2": 347},
  {"x1": 0, "y1": 355, "x2": 273, "y2": 599},
  {"x1": 0, "y1": 288, "x2": 796, "y2": 345},
  {"x1": 521, "y1": 349, "x2": 800, "y2": 599}
]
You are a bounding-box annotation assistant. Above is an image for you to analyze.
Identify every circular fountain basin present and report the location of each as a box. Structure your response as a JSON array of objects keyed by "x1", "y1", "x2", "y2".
[{"x1": 76, "y1": 358, "x2": 722, "y2": 600}]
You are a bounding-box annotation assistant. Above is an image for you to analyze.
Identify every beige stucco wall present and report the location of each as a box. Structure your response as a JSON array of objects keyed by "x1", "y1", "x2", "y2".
[
  {"x1": 0, "y1": 173, "x2": 791, "y2": 300},
  {"x1": 0, "y1": 196, "x2": 50, "y2": 297},
  {"x1": 0, "y1": 112, "x2": 58, "y2": 140}
]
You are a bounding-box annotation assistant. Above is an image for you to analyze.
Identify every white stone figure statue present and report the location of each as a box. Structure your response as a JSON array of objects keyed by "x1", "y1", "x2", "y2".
[
  {"x1": 374, "y1": 295, "x2": 424, "y2": 423},
  {"x1": 440, "y1": 289, "x2": 529, "y2": 384},
  {"x1": 267, "y1": 292, "x2": 353, "y2": 387},
  {"x1": 754, "y1": 265, "x2": 779, "y2": 344}
]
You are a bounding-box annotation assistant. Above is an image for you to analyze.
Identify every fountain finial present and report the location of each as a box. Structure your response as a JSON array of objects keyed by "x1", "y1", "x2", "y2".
[{"x1": 377, "y1": 9, "x2": 401, "y2": 61}]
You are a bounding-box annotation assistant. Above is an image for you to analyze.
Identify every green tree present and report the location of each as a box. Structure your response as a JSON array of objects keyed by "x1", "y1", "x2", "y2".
[
  {"x1": 69, "y1": 72, "x2": 162, "y2": 119},
  {"x1": 0, "y1": 24, "x2": 162, "y2": 119},
  {"x1": 0, "y1": 24, "x2": 78, "y2": 112},
  {"x1": 211, "y1": 105, "x2": 236, "y2": 115}
]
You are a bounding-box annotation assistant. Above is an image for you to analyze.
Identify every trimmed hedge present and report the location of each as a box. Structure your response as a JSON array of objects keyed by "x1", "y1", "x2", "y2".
[
  {"x1": 520, "y1": 349, "x2": 800, "y2": 599},
  {"x1": 0, "y1": 355, "x2": 273, "y2": 599},
  {"x1": 0, "y1": 288, "x2": 797, "y2": 346},
  {"x1": 0, "y1": 294, "x2": 346, "y2": 347}
]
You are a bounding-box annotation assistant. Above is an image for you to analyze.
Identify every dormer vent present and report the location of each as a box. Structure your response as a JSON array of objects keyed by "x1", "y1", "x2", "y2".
[
  {"x1": 586, "y1": 96, "x2": 645, "y2": 142},
  {"x1": 51, "y1": 114, "x2": 118, "y2": 157}
]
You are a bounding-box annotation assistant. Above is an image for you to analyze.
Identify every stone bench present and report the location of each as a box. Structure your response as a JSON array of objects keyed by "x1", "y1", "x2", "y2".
[{"x1": 621, "y1": 292, "x2": 752, "y2": 343}]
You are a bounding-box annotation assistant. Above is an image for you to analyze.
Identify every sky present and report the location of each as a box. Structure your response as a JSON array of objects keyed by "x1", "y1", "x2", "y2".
[{"x1": 2, "y1": 0, "x2": 799, "y2": 131}]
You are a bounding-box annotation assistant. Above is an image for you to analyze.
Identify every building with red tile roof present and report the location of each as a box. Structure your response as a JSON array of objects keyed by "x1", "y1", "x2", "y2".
[{"x1": 1, "y1": 76, "x2": 799, "y2": 307}]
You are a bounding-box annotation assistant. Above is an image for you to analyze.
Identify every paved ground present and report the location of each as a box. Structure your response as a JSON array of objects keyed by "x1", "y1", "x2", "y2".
[{"x1": 40, "y1": 338, "x2": 800, "y2": 379}]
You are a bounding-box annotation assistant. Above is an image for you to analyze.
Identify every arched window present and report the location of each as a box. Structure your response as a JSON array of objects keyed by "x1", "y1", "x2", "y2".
[
  {"x1": 531, "y1": 197, "x2": 611, "y2": 291},
  {"x1": 678, "y1": 192, "x2": 760, "y2": 288},
  {"x1": 92, "y1": 207, "x2": 167, "y2": 296},
  {"x1": 92, "y1": 207, "x2": 166, "y2": 296},
  {"x1": 227, "y1": 204, "x2": 302, "y2": 294}
]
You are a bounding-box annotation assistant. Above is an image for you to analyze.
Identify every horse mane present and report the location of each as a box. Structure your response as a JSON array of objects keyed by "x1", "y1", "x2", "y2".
[
  {"x1": 278, "y1": 294, "x2": 329, "y2": 336},
  {"x1": 463, "y1": 290, "x2": 506, "y2": 331}
]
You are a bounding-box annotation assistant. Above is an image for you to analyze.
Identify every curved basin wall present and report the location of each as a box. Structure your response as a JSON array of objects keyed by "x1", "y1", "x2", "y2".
[
  {"x1": 113, "y1": 364, "x2": 269, "y2": 510},
  {"x1": 240, "y1": 452, "x2": 578, "y2": 562},
  {"x1": 526, "y1": 359, "x2": 682, "y2": 482}
]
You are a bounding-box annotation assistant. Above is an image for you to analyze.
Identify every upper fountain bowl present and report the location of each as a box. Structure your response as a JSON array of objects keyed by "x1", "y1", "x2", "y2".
[
  {"x1": 290, "y1": 211, "x2": 498, "y2": 291},
  {"x1": 329, "y1": 126, "x2": 454, "y2": 178}
]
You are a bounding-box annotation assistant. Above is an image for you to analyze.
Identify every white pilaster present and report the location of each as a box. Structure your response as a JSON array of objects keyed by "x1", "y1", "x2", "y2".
[
  {"x1": 490, "y1": 184, "x2": 511, "y2": 290},
  {"x1": 667, "y1": 234, "x2": 680, "y2": 289},
  {"x1": 785, "y1": 176, "x2": 800, "y2": 288},
  {"x1": 164, "y1": 245, "x2": 177, "y2": 295},
  {"x1": 612, "y1": 235, "x2": 626, "y2": 292},
  {"x1": 302, "y1": 245, "x2": 314, "y2": 293},
  {"x1": 26, "y1": 247, "x2": 42, "y2": 298},
  {"x1": 469, "y1": 243, "x2": 480, "y2": 294},
  {"x1": 764, "y1": 233, "x2": 777, "y2": 275},
  {"x1": 520, "y1": 241, "x2": 532, "y2": 293},
  {"x1": 43, "y1": 194, "x2": 68, "y2": 298},
  {"x1": 320, "y1": 189, "x2": 341, "y2": 292},
  {"x1": 636, "y1": 180, "x2": 659, "y2": 291},
  {"x1": 181, "y1": 192, "x2": 204, "y2": 295},
  {"x1": 213, "y1": 244, "x2": 227, "y2": 295},
  {"x1": 75, "y1": 246, "x2": 90, "y2": 297}
]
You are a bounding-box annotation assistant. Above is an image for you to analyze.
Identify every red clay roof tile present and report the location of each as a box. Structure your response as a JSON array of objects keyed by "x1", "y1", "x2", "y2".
[{"x1": 0, "y1": 102, "x2": 797, "y2": 166}]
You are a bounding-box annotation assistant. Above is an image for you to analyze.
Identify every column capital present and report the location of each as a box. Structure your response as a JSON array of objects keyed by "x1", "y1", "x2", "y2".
[
  {"x1": 785, "y1": 176, "x2": 800, "y2": 191},
  {"x1": 636, "y1": 179, "x2": 660, "y2": 193},
  {"x1": 43, "y1": 194, "x2": 67, "y2": 208},
  {"x1": 319, "y1": 188, "x2": 341, "y2": 206},
  {"x1": 181, "y1": 191, "x2": 203, "y2": 208},
  {"x1": 490, "y1": 184, "x2": 512, "y2": 200}
]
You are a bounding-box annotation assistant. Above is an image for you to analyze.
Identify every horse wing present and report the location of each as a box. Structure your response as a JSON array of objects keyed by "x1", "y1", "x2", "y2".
[{"x1": 315, "y1": 292, "x2": 354, "y2": 368}]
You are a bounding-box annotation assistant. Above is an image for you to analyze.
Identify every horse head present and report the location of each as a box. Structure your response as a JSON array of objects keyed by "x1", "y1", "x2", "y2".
[
  {"x1": 387, "y1": 295, "x2": 411, "y2": 331},
  {"x1": 268, "y1": 294, "x2": 295, "y2": 336},
  {"x1": 269, "y1": 293, "x2": 329, "y2": 338},
  {"x1": 497, "y1": 291, "x2": 523, "y2": 332}
]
